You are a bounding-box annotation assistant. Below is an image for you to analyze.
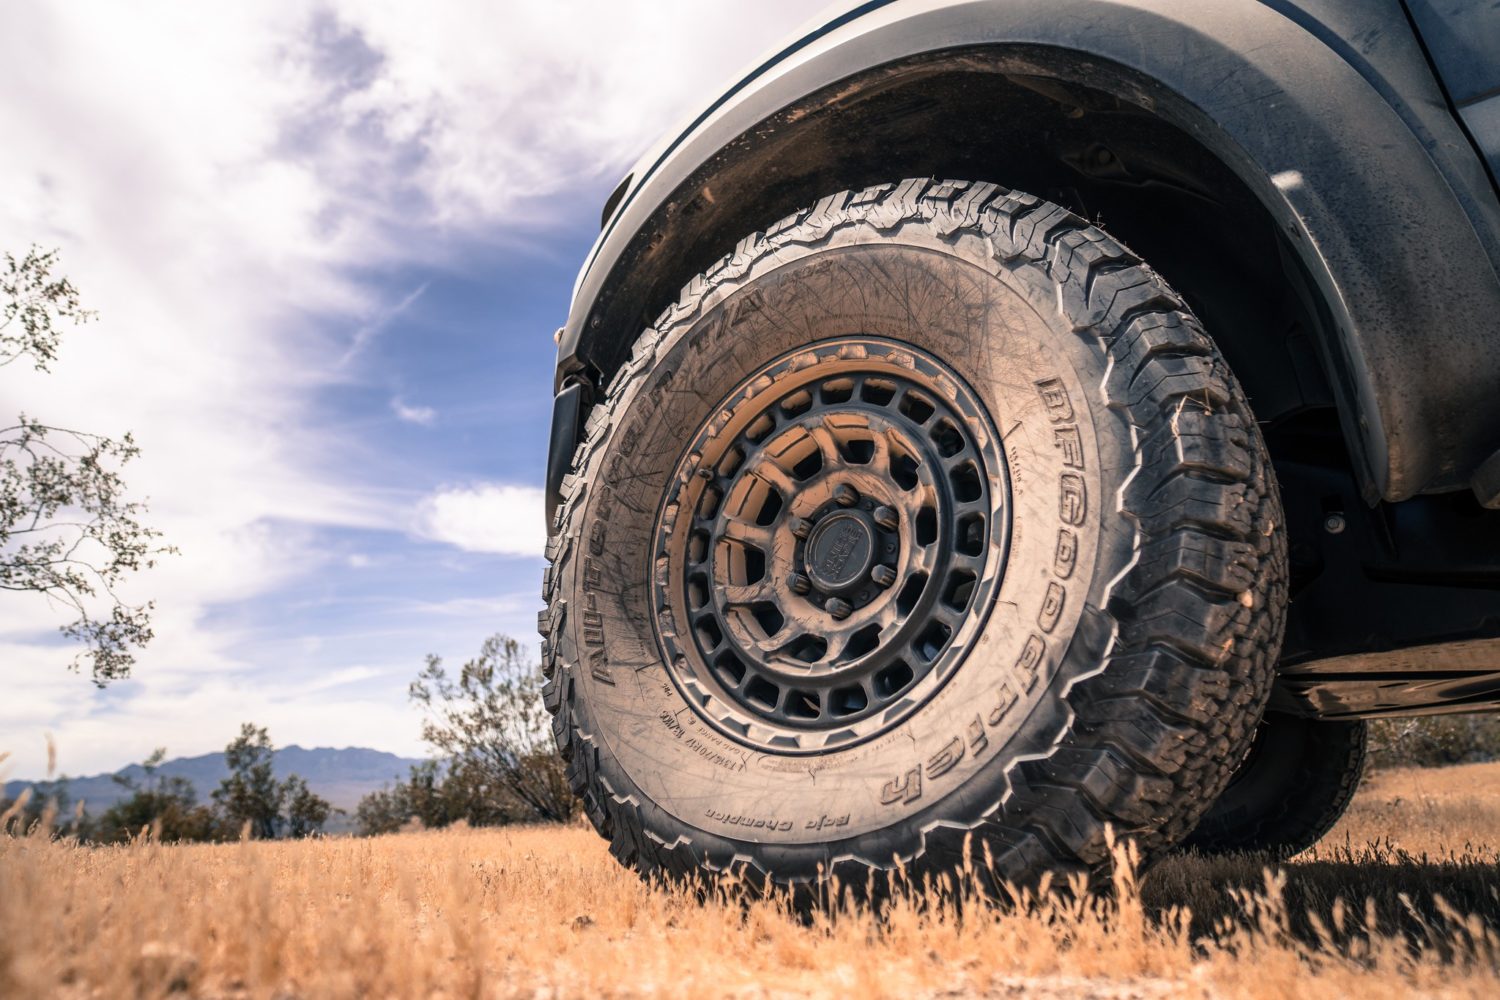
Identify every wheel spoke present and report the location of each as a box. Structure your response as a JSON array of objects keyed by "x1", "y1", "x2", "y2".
[
  {"x1": 806, "y1": 422, "x2": 840, "y2": 468},
  {"x1": 909, "y1": 542, "x2": 941, "y2": 575},
  {"x1": 933, "y1": 602, "x2": 967, "y2": 628},
  {"x1": 951, "y1": 551, "x2": 985, "y2": 574},
  {"x1": 820, "y1": 629, "x2": 850, "y2": 663},
  {"x1": 869, "y1": 430, "x2": 893, "y2": 476},
  {"x1": 749, "y1": 460, "x2": 795, "y2": 496},
  {"x1": 869, "y1": 600, "x2": 903, "y2": 632},
  {"x1": 953, "y1": 495, "x2": 988, "y2": 515},
  {"x1": 762, "y1": 627, "x2": 810, "y2": 662},
  {"x1": 718, "y1": 515, "x2": 773, "y2": 551},
  {"x1": 721, "y1": 580, "x2": 773, "y2": 606}
]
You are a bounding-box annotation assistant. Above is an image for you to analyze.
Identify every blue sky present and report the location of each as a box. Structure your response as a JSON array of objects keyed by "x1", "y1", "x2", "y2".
[{"x1": 2, "y1": 0, "x2": 817, "y2": 779}]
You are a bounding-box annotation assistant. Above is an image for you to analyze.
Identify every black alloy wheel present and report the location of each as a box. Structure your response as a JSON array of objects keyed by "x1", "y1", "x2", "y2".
[{"x1": 655, "y1": 343, "x2": 1008, "y2": 750}]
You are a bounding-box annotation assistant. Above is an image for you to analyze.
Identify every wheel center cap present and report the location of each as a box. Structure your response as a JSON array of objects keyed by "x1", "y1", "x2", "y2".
[{"x1": 804, "y1": 511, "x2": 875, "y2": 592}]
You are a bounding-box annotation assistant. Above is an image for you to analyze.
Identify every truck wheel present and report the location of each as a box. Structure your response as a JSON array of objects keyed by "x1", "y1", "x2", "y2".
[
  {"x1": 539, "y1": 179, "x2": 1287, "y2": 893},
  {"x1": 1183, "y1": 715, "x2": 1366, "y2": 859}
]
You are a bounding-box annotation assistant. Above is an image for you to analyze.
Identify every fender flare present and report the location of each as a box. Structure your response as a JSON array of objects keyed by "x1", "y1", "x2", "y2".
[{"x1": 554, "y1": 0, "x2": 1500, "y2": 503}]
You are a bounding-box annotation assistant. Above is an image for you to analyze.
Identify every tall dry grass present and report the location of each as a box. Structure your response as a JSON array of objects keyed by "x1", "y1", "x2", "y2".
[{"x1": 3, "y1": 763, "x2": 1500, "y2": 998}]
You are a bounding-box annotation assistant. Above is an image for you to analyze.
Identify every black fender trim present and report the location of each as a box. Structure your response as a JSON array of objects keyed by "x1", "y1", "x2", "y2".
[{"x1": 544, "y1": 381, "x2": 586, "y2": 528}]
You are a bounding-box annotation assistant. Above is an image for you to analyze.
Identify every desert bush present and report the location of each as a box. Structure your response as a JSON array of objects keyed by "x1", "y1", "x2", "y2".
[
  {"x1": 281, "y1": 775, "x2": 332, "y2": 838},
  {"x1": 408, "y1": 633, "x2": 574, "y2": 823},
  {"x1": 0, "y1": 779, "x2": 91, "y2": 839},
  {"x1": 212, "y1": 725, "x2": 284, "y2": 838},
  {"x1": 357, "y1": 635, "x2": 575, "y2": 833},
  {"x1": 354, "y1": 759, "x2": 498, "y2": 835},
  {"x1": 6, "y1": 735, "x2": 333, "y2": 843},
  {"x1": 93, "y1": 749, "x2": 220, "y2": 843},
  {"x1": 212, "y1": 724, "x2": 334, "y2": 839},
  {"x1": 1368, "y1": 714, "x2": 1500, "y2": 769}
]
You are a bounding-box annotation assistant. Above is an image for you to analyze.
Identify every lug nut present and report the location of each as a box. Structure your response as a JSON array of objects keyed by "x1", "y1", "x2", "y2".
[
  {"x1": 870, "y1": 564, "x2": 896, "y2": 587},
  {"x1": 788, "y1": 573, "x2": 812, "y2": 595},
  {"x1": 789, "y1": 516, "x2": 812, "y2": 539},
  {"x1": 873, "y1": 505, "x2": 899, "y2": 531},
  {"x1": 834, "y1": 484, "x2": 859, "y2": 507},
  {"x1": 826, "y1": 597, "x2": 853, "y2": 620}
]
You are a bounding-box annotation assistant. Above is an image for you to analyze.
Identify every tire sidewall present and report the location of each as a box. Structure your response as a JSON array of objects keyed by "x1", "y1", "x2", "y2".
[{"x1": 562, "y1": 236, "x2": 1137, "y2": 871}]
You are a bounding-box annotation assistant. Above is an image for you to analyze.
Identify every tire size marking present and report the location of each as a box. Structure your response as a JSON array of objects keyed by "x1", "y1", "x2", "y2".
[{"x1": 658, "y1": 711, "x2": 750, "y2": 773}]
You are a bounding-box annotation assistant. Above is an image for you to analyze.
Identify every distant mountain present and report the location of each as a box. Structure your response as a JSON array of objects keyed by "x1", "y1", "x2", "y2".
[{"x1": 3, "y1": 746, "x2": 425, "y2": 815}]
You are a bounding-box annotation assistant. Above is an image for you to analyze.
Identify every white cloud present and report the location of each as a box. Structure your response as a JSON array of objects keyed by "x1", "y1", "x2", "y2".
[
  {"x1": 0, "y1": 0, "x2": 818, "y2": 778},
  {"x1": 391, "y1": 397, "x2": 437, "y2": 425},
  {"x1": 305, "y1": 1, "x2": 827, "y2": 226},
  {"x1": 414, "y1": 484, "x2": 545, "y2": 558},
  {"x1": 339, "y1": 283, "x2": 429, "y2": 369}
]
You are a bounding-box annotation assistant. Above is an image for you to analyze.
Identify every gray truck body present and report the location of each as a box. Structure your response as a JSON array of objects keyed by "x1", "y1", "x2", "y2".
[{"x1": 547, "y1": 1, "x2": 1500, "y2": 718}]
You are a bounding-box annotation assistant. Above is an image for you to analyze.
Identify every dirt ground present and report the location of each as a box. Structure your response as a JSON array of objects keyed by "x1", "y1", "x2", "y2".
[{"x1": 4, "y1": 763, "x2": 1500, "y2": 998}]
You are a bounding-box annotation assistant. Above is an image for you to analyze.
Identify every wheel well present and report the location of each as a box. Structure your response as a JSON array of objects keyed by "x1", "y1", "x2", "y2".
[
  {"x1": 567, "y1": 48, "x2": 1500, "y2": 701},
  {"x1": 589, "y1": 53, "x2": 1344, "y2": 447}
]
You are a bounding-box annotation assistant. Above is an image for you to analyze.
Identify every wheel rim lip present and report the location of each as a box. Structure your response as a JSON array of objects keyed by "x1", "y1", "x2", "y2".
[{"x1": 650, "y1": 336, "x2": 1012, "y2": 755}]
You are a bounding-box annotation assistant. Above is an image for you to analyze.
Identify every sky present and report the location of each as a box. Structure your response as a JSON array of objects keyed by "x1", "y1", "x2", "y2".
[{"x1": 1, "y1": 0, "x2": 821, "y2": 780}]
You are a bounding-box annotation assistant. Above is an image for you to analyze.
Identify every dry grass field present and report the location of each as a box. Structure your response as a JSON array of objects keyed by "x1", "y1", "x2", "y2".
[{"x1": 4, "y1": 763, "x2": 1500, "y2": 999}]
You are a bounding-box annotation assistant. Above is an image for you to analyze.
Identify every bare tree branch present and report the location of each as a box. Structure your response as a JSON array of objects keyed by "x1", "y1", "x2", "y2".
[{"x1": 2, "y1": 246, "x2": 171, "y2": 683}]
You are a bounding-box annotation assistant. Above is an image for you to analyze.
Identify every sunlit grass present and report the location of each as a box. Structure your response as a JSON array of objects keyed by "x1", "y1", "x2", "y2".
[{"x1": 3, "y1": 763, "x2": 1500, "y2": 998}]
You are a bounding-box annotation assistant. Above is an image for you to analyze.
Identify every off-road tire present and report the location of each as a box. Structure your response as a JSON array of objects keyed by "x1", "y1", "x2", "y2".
[
  {"x1": 1183, "y1": 715, "x2": 1366, "y2": 859},
  {"x1": 539, "y1": 178, "x2": 1287, "y2": 894}
]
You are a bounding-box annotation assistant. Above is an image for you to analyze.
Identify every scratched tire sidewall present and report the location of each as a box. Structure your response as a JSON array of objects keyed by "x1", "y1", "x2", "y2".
[{"x1": 563, "y1": 235, "x2": 1135, "y2": 873}]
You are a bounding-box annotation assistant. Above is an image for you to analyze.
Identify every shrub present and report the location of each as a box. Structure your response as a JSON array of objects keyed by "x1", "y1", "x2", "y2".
[
  {"x1": 357, "y1": 635, "x2": 576, "y2": 834},
  {"x1": 1367, "y1": 714, "x2": 1500, "y2": 769}
]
